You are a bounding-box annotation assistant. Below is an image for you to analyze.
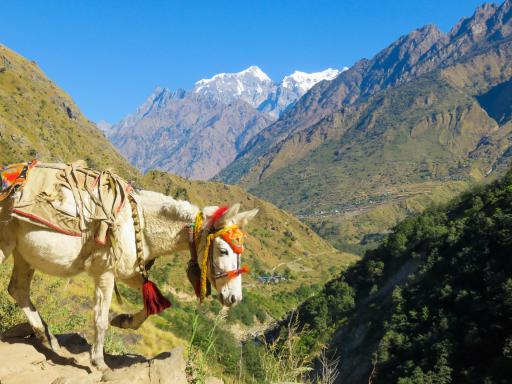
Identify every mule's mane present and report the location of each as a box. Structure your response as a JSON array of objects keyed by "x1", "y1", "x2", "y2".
[{"x1": 135, "y1": 189, "x2": 198, "y2": 223}]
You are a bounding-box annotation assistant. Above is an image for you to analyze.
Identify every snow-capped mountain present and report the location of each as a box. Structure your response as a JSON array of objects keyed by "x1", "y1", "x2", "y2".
[
  {"x1": 104, "y1": 65, "x2": 344, "y2": 179},
  {"x1": 192, "y1": 66, "x2": 345, "y2": 118},
  {"x1": 261, "y1": 67, "x2": 346, "y2": 117},
  {"x1": 282, "y1": 68, "x2": 344, "y2": 93},
  {"x1": 193, "y1": 65, "x2": 273, "y2": 109}
]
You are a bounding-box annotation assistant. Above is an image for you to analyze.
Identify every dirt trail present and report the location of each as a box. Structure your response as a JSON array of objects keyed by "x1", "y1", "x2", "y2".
[{"x1": 0, "y1": 330, "x2": 199, "y2": 384}]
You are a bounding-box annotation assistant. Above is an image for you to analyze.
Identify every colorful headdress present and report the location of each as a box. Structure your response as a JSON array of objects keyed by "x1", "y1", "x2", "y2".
[{"x1": 220, "y1": 226, "x2": 245, "y2": 254}]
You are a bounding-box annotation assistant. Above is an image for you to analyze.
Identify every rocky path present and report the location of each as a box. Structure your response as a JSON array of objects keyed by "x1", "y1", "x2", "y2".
[{"x1": 0, "y1": 330, "x2": 205, "y2": 384}]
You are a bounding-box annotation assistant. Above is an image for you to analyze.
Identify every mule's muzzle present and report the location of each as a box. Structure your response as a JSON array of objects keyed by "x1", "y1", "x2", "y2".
[{"x1": 219, "y1": 293, "x2": 241, "y2": 307}]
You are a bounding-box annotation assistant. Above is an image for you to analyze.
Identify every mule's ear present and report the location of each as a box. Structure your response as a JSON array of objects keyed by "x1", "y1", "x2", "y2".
[
  {"x1": 202, "y1": 206, "x2": 219, "y2": 229},
  {"x1": 233, "y1": 208, "x2": 259, "y2": 227},
  {"x1": 225, "y1": 203, "x2": 241, "y2": 220},
  {"x1": 215, "y1": 203, "x2": 240, "y2": 228}
]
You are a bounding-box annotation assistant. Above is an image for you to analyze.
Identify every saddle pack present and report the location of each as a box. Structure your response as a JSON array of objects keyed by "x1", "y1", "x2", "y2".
[{"x1": 0, "y1": 161, "x2": 132, "y2": 244}]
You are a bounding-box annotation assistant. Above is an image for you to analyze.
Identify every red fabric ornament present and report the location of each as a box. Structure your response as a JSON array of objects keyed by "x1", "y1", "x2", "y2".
[
  {"x1": 221, "y1": 227, "x2": 245, "y2": 254},
  {"x1": 208, "y1": 206, "x2": 229, "y2": 228},
  {"x1": 194, "y1": 279, "x2": 201, "y2": 297},
  {"x1": 142, "y1": 279, "x2": 171, "y2": 315}
]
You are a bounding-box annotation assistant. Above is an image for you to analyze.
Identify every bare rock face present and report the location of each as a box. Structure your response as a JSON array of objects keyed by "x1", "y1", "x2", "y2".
[
  {"x1": 108, "y1": 90, "x2": 274, "y2": 180},
  {"x1": 105, "y1": 66, "x2": 343, "y2": 180},
  {"x1": 0, "y1": 333, "x2": 192, "y2": 384}
]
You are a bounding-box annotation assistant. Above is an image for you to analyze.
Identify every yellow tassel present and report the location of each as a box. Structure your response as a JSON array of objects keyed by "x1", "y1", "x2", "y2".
[
  {"x1": 200, "y1": 233, "x2": 212, "y2": 301},
  {"x1": 194, "y1": 212, "x2": 209, "y2": 302},
  {"x1": 194, "y1": 212, "x2": 203, "y2": 240}
]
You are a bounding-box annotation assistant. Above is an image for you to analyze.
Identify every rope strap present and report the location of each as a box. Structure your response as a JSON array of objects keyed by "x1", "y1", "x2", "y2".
[{"x1": 128, "y1": 194, "x2": 147, "y2": 279}]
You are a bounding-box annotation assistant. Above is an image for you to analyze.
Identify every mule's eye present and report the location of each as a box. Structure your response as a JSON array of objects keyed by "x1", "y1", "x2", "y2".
[{"x1": 220, "y1": 249, "x2": 229, "y2": 255}]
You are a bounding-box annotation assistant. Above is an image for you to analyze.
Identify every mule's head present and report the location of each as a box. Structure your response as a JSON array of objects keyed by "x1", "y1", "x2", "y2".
[{"x1": 197, "y1": 204, "x2": 258, "y2": 307}]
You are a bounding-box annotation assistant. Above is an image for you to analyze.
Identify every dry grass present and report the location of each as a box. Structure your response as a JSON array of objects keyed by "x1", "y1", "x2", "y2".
[{"x1": 256, "y1": 313, "x2": 341, "y2": 384}]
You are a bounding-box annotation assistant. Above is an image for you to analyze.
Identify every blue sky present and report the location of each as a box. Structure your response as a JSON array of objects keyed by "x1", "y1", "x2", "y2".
[{"x1": 1, "y1": 0, "x2": 486, "y2": 123}]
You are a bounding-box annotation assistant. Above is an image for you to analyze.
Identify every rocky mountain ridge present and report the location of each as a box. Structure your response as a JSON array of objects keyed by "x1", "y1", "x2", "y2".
[
  {"x1": 218, "y1": 1, "x2": 512, "y2": 180},
  {"x1": 192, "y1": 65, "x2": 342, "y2": 117},
  {"x1": 103, "y1": 66, "x2": 342, "y2": 179}
]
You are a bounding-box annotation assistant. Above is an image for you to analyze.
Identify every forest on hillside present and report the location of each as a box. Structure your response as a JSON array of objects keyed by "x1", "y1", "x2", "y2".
[{"x1": 263, "y1": 169, "x2": 512, "y2": 383}]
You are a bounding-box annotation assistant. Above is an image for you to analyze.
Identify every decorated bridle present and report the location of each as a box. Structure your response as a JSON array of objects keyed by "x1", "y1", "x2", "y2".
[{"x1": 187, "y1": 207, "x2": 250, "y2": 302}]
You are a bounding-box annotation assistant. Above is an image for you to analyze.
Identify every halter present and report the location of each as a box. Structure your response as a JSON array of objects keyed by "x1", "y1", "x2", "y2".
[{"x1": 187, "y1": 211, "x2": 249, "y2": 302}]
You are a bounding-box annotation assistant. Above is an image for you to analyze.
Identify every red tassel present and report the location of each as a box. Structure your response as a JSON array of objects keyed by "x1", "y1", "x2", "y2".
[
  {"x1": 142, "y1": 280, "x2": 171, "y2": 315},
  {"x1": 208, "y1": 206, "x2": 229, "y2": 228}
]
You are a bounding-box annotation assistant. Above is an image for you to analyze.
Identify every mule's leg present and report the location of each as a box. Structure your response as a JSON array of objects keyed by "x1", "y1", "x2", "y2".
[
  {"x1": 110, "y1": 274, "x2": 148, "y2": 330},
  {"x1": 7, "y1": 251, "x2": 60, "y2": 350},
  {"x1": 91, "y1": 271, "x2": 114, "y2": 370}
]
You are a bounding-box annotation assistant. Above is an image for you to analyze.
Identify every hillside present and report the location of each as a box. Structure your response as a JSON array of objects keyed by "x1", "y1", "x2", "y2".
[
  {"x1": 265, "y1": 167, "x2": 512, "y2": 383},
  {"x1": 0, "y1": 44, "x2": 137, "y2": 179},
  {"x1": 217, "y1": 1, "x2": 512, "y2": 249},
  {"x1": 0, "y1": 42, "x2": 355, "y2": 381}
]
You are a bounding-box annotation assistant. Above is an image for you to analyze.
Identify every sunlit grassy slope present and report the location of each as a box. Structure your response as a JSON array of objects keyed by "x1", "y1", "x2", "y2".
[{"x1": 0, "y1": 44, "x2": 138, "y2": 178}]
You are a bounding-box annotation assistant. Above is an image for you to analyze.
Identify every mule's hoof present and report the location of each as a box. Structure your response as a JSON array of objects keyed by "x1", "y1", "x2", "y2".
[
  {"x1": 110, "y1": 313, "x2": 133, "y2": 329},
  {"x1": 37, "y1": 331, "x2": 60, "y2": 352},
  {"x1": 92, "y1": 358, "x2": 109, "y2": 372},
  {"x1": 42, "y1": 338, "x2": 61, "y2": 353}
]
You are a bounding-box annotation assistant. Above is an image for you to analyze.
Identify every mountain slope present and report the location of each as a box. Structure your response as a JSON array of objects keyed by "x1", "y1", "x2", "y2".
[
  {"x1": 108, "y1": 88, "x2": 273, "y2": 180},
  {"x1": 0, "y1": 44, "x2": 137, "y2": 179},
  {"x1": 247, "y1": 72, "x2": 499, "y2": 214},
  {"x1": 217, "y1": 1, "x2": 512, "y2": 248},
  {"x1": 268, "y1": 168, "x2": 512, "y2": 383},
  {"x1": 219, "y1": 1, "x2": 512, "y2": 179}
]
